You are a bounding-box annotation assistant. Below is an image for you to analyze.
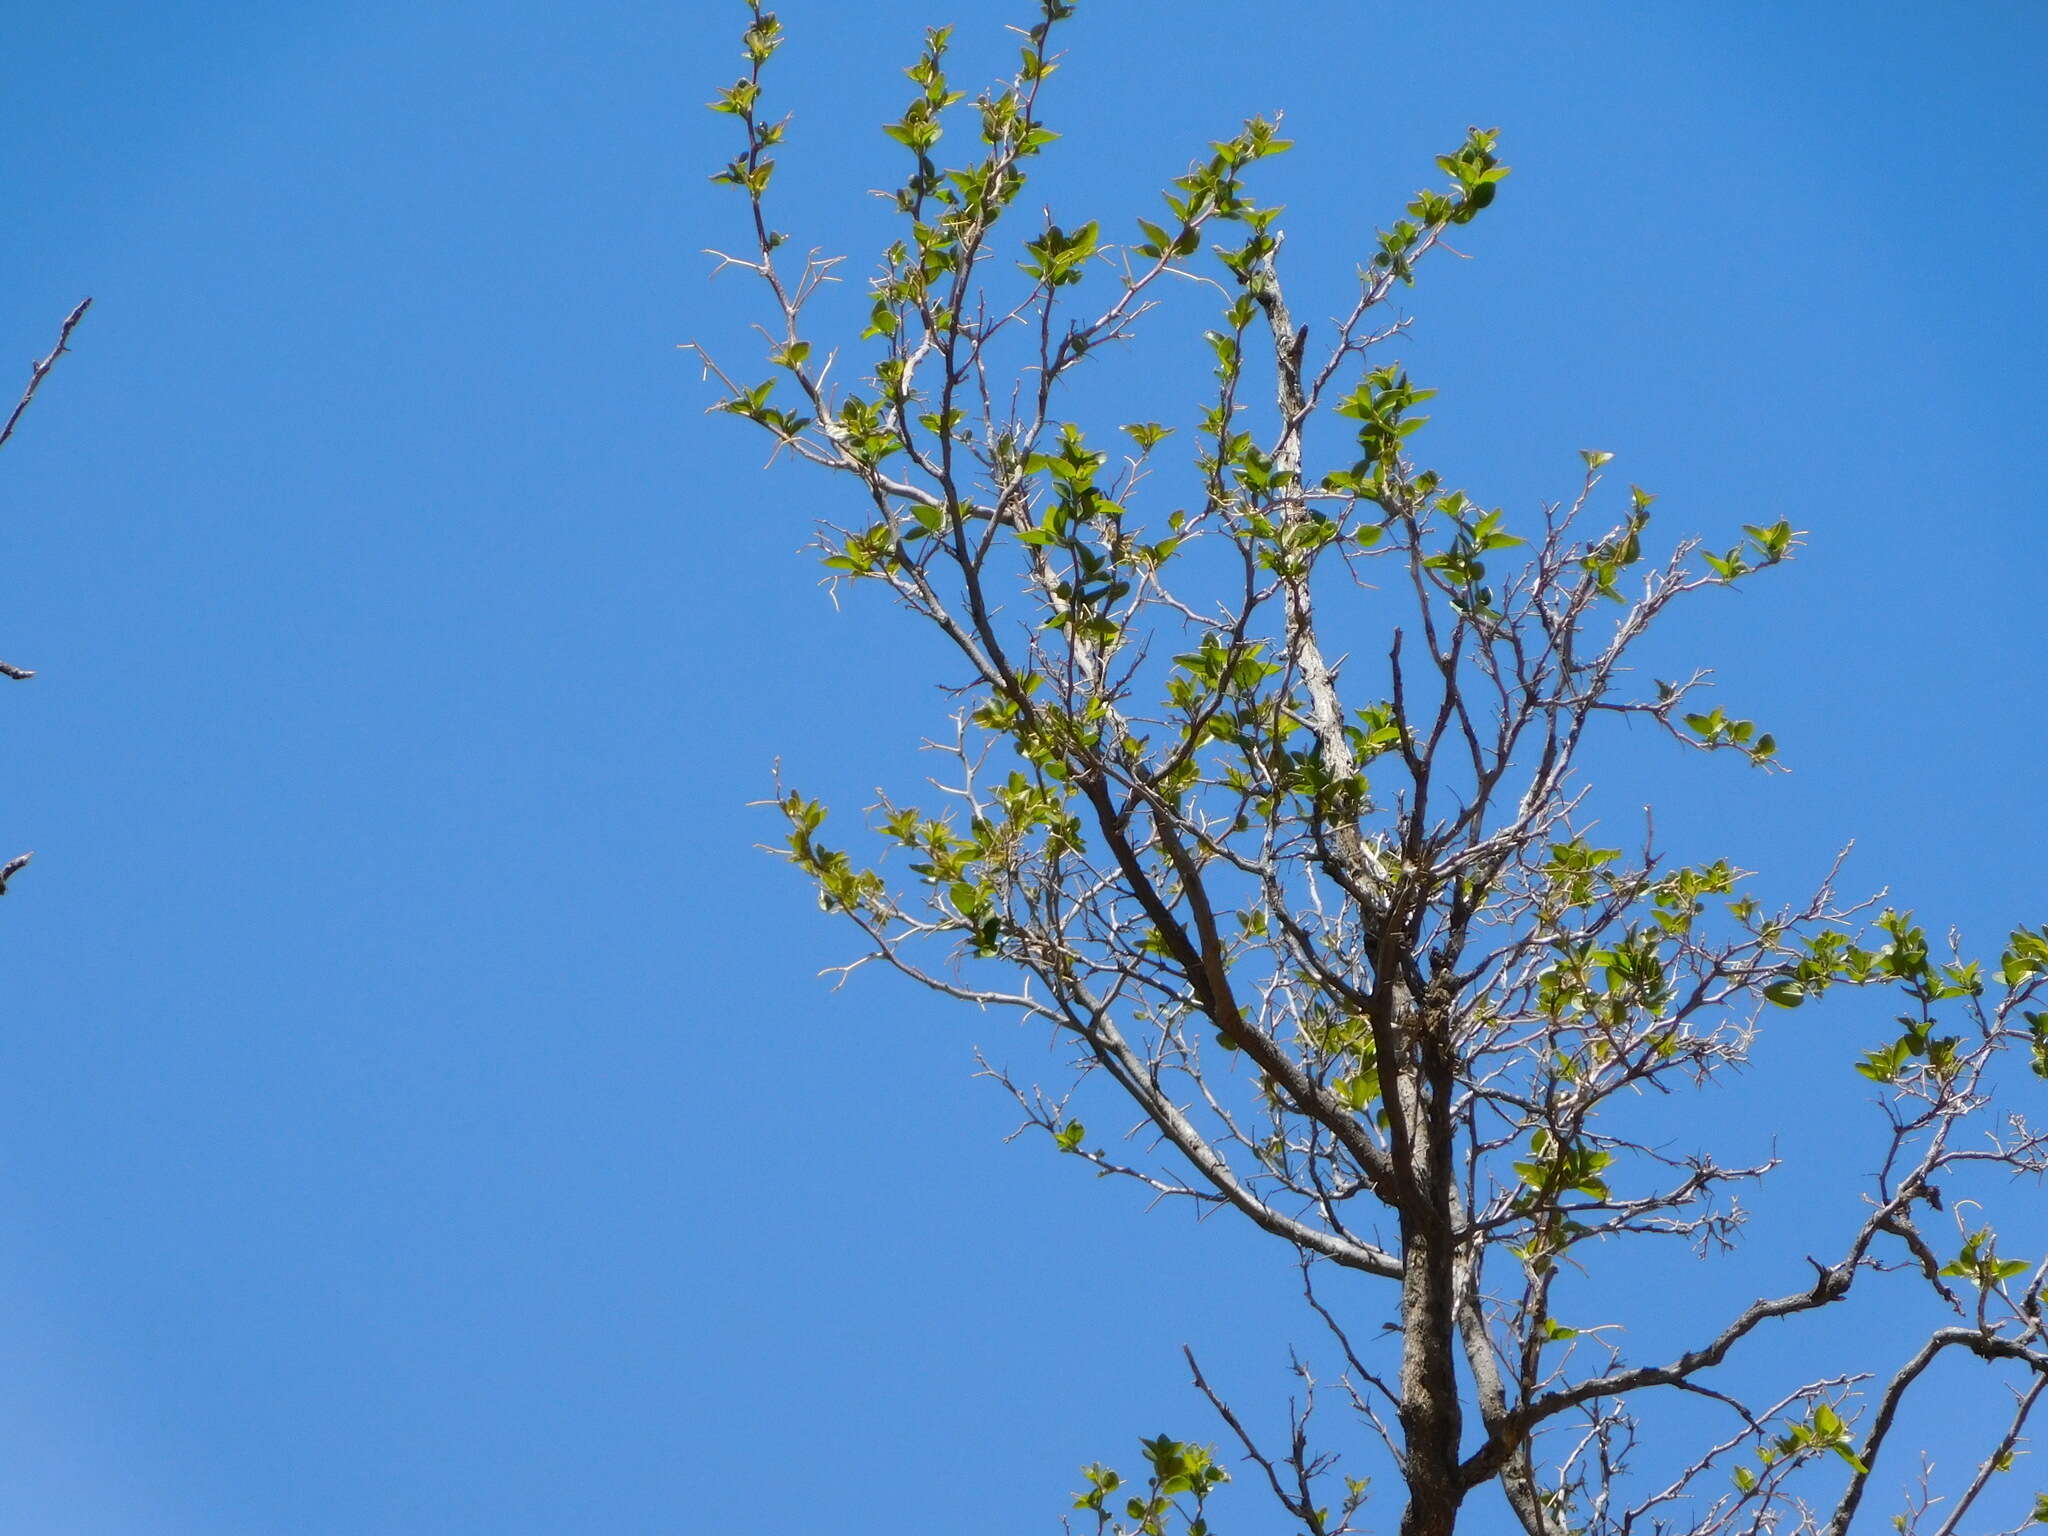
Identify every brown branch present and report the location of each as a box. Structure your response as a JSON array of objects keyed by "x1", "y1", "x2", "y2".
[
  {"x1": 0, "y1": 299, "x2": 92, "y2": 456},
  {"x1": 1462, "y1": 1260, "x2": 1857, "y2": 1489},
  {"x1": 1824, "y1": 1330, "x2": 1967, "y2": 1536}
]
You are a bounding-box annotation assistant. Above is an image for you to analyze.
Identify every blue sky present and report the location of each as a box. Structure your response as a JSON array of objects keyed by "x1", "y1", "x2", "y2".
[{"x1": 3, "y1": 2, "x2": 2046, "y2": 1532}]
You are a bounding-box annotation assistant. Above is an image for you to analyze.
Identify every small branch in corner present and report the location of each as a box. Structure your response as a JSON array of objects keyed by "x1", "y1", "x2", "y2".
[{"x1": 0, "y1": 297, "x2": 93, "y2": 456}]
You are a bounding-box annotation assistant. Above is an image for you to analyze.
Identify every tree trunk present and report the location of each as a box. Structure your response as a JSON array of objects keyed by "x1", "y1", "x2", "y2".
[{"x1": 1396, "y1": 1020, "x2": 1466, "y2": 1536}]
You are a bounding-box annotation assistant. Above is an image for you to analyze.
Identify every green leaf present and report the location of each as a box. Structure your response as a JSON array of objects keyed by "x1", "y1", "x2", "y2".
[{"x1": 1856, "y1": 1040, "x2": 1910, "y2": 1082}]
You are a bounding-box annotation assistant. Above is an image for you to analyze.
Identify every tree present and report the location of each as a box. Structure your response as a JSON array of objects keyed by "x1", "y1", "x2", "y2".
[
  {"x1": 696, "y1": 7, "x2": 2048, "y2": 1533},
  {"x1": 0, "y1": 298, "x2": 91, "y2": 900}
]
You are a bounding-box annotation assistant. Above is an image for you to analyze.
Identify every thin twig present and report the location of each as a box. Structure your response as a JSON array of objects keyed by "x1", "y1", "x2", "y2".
[{"x1": 0, "y1": 299, "x2": 92, "y2": 456}]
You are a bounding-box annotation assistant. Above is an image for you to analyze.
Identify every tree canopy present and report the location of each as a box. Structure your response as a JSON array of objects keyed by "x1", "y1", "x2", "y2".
[{"x1": 702, "y1": 7, "x2": 2048, "y2": 1533}]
